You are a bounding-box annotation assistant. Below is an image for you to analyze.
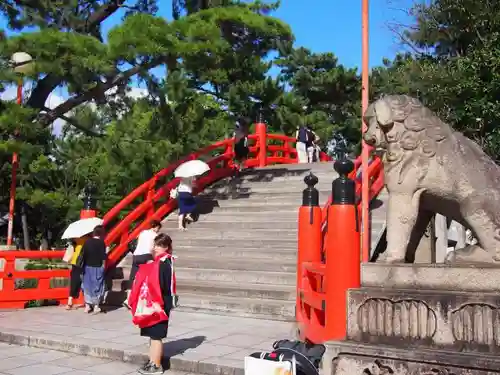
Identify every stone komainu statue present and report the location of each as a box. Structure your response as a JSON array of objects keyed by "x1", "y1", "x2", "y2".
[{"x1": 363, "y1": 95, "x2": 500, "y2": 264}]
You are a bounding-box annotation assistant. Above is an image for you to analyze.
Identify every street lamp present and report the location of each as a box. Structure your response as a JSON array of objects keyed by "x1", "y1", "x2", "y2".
[{"x1": 7, "y1": 52, "x2": 33, "y2": 247}]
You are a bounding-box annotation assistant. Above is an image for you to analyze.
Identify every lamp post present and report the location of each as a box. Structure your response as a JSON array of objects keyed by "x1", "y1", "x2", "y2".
[
  {"x1": 361, "y1": 0, "x2": 370, "y2": 262},
  {"x1": 7, "y1": 52, "x2": 33, "y2": 246}
]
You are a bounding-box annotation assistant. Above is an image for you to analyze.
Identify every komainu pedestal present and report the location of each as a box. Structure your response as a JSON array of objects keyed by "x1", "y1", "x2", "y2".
[{"x1": 322, "y1": 263, "x2": 500, "y2": 375}]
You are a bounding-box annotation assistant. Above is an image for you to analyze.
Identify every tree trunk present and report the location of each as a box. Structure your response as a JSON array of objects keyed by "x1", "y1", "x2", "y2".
[{"x1": 21, "y1": 203, "x2": 30, "y2": 250}]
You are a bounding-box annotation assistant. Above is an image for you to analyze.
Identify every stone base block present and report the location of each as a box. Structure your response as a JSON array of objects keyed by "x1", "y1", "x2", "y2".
[
  {"x1": 348, "y1": 264, "x2": 500, "y2": 354},
  {"x1": 319, "y1": 264, "x2": 500, "y2": 374},
  {"x1": 347, "y1": 287, "x2": 500, "y2": 353},
  {"x1": 322, "y1": 341, "x2": 500, "y2": 375}
]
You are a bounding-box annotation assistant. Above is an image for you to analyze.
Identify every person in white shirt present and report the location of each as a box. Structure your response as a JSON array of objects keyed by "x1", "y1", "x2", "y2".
[
  {"x1": 177, "y1": 177, "x2": 196, "y2": 230},
  {"x1": 124, "y1": 220, "x2": 162, "y2": 307}
]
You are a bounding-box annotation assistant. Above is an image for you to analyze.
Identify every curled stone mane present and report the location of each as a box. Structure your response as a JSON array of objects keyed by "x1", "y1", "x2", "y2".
[{"x1": 381, "y1": 95, "x2": 451, "y2": 183}]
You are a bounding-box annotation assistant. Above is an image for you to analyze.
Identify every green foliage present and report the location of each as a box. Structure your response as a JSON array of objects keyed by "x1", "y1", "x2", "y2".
[
  {"x1": 373, "y1": 0, "x2": 500, "y2": 161},
  {"x1": 274, "y1": 47, "x2": 361, "y2": 150}
]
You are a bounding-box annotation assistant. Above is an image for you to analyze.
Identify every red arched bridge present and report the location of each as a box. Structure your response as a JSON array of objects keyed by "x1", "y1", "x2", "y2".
[{"x1": 0, "y1": 122, "x2": 384, "y2": 344}]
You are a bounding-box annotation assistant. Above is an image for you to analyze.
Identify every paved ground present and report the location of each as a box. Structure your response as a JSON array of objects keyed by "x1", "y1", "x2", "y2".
[
  {"x1": 0, "y1": 307, "x2": 295, "y2": 375},
  {"x1": 0, "y1": 343, "x2": 195, "y2": 374}
]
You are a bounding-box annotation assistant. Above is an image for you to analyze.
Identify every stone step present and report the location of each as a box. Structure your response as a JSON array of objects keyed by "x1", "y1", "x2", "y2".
[
  {"x1": 166, "y1": 238, "x2": 298, "y2": 248},
  {"x1": 196, "y1": 193, "x2": 330, "y2": 205},
  {"x1": 177, "y1": 280, "x2": 295, "y2": 300},
  {"x1": 173, "y1": 246, "x2": 298, "y2": 260},
  {"x1": 175, "y1": 293, "x2": 296, "y2": 321},
  {"x1": 109, "y1": 278, "x2": 295, "y2": 301},
  {"x1": 213, "y1": 173, "x2": 338, "y2": 191},
  {"x1": 167, "y1": 228, "x2": 297, "y2": 240},
  {"x1": 234, "y1": 164, "x2": 335, "y2": 178},
  {"x1": 252, "y1": 162, "x2": 336, "y2": 173},
  {"x1": 164, "y1": 211, "x2": 299, "y2": 222},
  {"x1": 205, "y1": 183, "x2": 333, "y2": 195},
  {"x1": 182, "y1": 202, "x2": 302, "y2": 213},
  {"x1": 120, "y1": 256, "x2": 296, "y2": 273},
  {"x1": 176, "y1": 267, "x2": 296, "y2": 286},
  {"x1": 162, "y1": 219, "x2": 298, "y2": 230}
]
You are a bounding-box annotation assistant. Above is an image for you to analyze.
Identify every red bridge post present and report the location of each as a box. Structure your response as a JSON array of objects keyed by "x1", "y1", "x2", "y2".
[
  {"x1": 296, "y1": 173, "x2": 322, "y2": 333},
  {"x1": 325, "y1": 159, "x2": 360, "y2": 340},
  {"x1": 255, "y1": 122, "x2": 267, "y2": 168}
]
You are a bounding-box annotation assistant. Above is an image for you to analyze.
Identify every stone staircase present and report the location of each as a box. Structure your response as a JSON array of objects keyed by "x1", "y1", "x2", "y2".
[{"x1": 109, "y1": 162, "x2": 387, "y2": 321}]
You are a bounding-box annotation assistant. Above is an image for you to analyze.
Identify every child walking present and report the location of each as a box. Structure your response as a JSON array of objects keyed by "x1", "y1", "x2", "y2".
[{"x1": 129, "y1": 233, "x2": 177, "y2": 375}]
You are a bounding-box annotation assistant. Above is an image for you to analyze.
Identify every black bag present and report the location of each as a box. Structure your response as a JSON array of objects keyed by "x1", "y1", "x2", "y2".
[
  {"x1": 298, "y1": 126, "x2": 313, "y2": 146},
  {"x1": 74, "y1": 246, "x2": 85, "y2": 268},
  {"x1": 250, "y1": 339, "x2": 326, "y2": 375}
]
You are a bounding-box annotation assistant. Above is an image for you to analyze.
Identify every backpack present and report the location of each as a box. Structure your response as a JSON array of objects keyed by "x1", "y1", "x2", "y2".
[
  {"x1": 129, "y1": 254, "x2": 178, "y2": 328},
  {"x1": 298, "y1": 127, "x2": 312, "y2": 146},
  {"x1": 249, "y1": 339, "x2": 326, "y2": 375}
]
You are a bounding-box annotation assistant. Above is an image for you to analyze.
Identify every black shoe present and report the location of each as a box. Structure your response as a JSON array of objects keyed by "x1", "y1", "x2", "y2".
[{"x1": 138, "y1": 362, "x2": 163, "y2": 374}]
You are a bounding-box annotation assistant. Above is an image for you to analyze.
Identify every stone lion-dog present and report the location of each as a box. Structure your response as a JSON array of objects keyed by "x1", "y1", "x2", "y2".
[{"x1": 363, "y1": 95, "x2": 500, "y2": 264}]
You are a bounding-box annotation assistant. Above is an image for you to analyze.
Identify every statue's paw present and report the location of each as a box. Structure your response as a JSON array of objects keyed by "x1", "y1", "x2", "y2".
[
  {"x1": 445, "y1": 245, "x2": 497, "y2": 265},
  {"x1": 377, "y1": 251, "x2": 405, "y2": 264}
]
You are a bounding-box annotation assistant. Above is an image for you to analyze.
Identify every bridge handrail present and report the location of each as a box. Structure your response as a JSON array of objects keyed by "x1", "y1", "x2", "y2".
[
  {"x1": 0, "y1": 125, "x2": 385, "y2": 310},
  {"x1": 0, "y1": 250, "x2": 79, "y2": 308},
  {"x1": 102, "y1": 126, "x2": 331, "y2": 269}
]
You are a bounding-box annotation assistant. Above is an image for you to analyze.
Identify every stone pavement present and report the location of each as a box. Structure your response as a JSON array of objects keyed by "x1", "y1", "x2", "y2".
[
  {"x1": 0, "y1": 343, "x2": 194, "y2": 374},
  {"x1": 0, "y1": 307, "x2": 295, "y2": 375}
]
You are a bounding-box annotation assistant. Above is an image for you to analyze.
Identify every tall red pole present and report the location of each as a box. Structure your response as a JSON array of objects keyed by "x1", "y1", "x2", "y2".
[
  {"x1": 256, "y1": 122, "x2": 267, "y2": 168},
  {"x1": 361, "y1": 0, "x2": 370, "y2": 262},
  {"x1": 7, "y1": 81, "x2": 23, "y2": 246}
]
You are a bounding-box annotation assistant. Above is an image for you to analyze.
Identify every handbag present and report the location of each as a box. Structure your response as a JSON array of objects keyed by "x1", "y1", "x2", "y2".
[
  {"x1": 74, "y1": 246, "x2": 85, "y2": 268},
  {"x1": 244, "y1": 354, "x2": 295, "y2": 375},
  {"x1": 62, "y1": 244, "x2": 75, "y2": 263}
]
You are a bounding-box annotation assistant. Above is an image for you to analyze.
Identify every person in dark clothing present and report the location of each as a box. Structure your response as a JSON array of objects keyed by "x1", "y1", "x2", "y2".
[
  {"x1": 65, "y1": 235, "x2": 89, "y2": 310},
  {"x1": 233, "y1": 120, "x2": 249, "y2": 173},
  {"x1": 296, "y1": 125, "x2": 312, "y2": 163},
  {"x1": 81, "y1": 225, "x2": 107, "y2": 314},
  {"x1": 138, "y1": 233, "x2": 175, "y2": 375}
]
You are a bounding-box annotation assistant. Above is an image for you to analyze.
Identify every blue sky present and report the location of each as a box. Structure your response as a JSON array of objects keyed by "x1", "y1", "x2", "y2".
[
  {"x1": 272, "y1": 0, "x2": 415, "y2": 68},
  {"x1": 1, "y1": 0, "x2": 416, "y2": 99},
  {"x1": 0, "y1": 0, "x2": 416, "y2": 68},
  {"x1": 97, "y1": 0, "x2": 416, "y2": 69}
]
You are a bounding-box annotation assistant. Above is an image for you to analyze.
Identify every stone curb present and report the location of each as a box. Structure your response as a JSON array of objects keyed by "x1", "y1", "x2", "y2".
[{"x1": 0, "y1": 330, "x2": 244, "y2": 375}]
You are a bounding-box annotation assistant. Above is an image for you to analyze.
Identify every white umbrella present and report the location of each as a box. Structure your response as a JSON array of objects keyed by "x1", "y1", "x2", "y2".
[
  {"x1": 61, "y1": 217, "x2": 104, "y2": 239},
  {"x1": 174, "y1": 160, "x2": 210, "y2": 178}
]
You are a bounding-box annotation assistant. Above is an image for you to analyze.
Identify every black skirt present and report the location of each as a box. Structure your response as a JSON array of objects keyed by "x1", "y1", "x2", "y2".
[
  {"x1": 140, "y1": 319, "x2": 169, "y2": 340},
  {"x1": 69, "y1": 265, "x2": 82, "y2": 298},
  {"x1": 234, "y1": 137, "x2": 249, "y2": 160}
]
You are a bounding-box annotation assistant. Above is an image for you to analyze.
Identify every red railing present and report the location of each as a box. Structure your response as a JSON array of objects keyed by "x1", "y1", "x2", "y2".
[
  {"x1": 320, "y1": 156, "x2": 384, "y2": 252},
  {"x1": 101, "y1": 123, "x2": 331, "y2": 270},
  {"x1": 297, "y1": 155, "x2": 384, "y2": 344},
  {"x1": 0, "y1": 124, "x2": 380, "y2": 310},
  {"x1": 1, "y1": 124, "x2": 327, "y2": 308},
  {"x1": 0, "y1": 251, "x2": 83, "y2": 308}
]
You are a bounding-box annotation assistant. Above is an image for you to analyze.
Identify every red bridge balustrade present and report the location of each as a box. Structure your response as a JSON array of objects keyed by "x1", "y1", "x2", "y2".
[
  {"x1": 0, "y1": 251, "x2": 84, "y2": 308},
  {"x1": 296, "y1": 156, "x2": 384, "y2": 344},
  {"x1": 0, "y1": 123, "x2": 332, "y2": 308}
]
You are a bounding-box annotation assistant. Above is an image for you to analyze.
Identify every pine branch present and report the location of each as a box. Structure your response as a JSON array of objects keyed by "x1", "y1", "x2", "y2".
[{"x1": 38, "y1": 59, "x2": 162, "y2": 126}]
